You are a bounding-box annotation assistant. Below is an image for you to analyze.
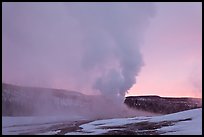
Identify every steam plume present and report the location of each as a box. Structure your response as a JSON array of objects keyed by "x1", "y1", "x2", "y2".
[{"x1": 3, "y1": 3, "x2": 155, "y2": 100}]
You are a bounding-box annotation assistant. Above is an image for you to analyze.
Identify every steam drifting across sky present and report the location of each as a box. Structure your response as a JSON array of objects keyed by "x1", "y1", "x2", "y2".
[
  {"x1": 127, "y1": 2, "x2": 202, "y2": 98},
  {"x1": 3, "y1": 3, "x2": 155, "y2": 98}
]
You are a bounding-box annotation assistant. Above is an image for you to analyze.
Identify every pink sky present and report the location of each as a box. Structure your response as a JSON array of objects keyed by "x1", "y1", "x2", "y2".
[
  {"x1": 3, "y1": 3, "x2": 202, "y2": 98},
  {"x1": 127, "y1": 2, "x2": 202, "y2": 98}
]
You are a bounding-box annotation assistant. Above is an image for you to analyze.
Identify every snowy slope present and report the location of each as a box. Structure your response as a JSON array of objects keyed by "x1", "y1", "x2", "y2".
[
  {"x1": 2, "y1": 115, "x2": 85, "y2": 128},
  {"x1": 2, "y1": 108, "x2": 202, "y2": 135},
  {"x1": 2, "y1": 115, "x2": 87, "y2": 135},
  {"x1": 2, "y1": 83, "x2": 90, "y2": 116},
  {"x1": 66, "y1": 108, "x2": 202, "y2": 135},
  {"x1": 2, "y1": 83, "x2": 157, "y2": 120}
]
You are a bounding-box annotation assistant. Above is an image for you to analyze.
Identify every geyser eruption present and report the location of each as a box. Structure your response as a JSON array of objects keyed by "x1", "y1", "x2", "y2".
[
  {"x1": 3, "y1": 3, "x2": 155, "y2": 114},
  {"x1": 67, "y1": 3, "x2": 155, "y2": 100}
]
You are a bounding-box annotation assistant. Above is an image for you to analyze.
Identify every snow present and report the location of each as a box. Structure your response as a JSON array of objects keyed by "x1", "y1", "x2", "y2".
[
  {"x1": 149, "y1": 107, "x2": 201, "y2": 122},
  {"x1": 36, "y1": 130, "x2": 61, "y2": 135},
  {"x1": 66, "y1": 108, "x2": 202, "y2": 135},
  {"x1": 2, "y1": 108, "x2": 202, "y2": 135},
  {"x1": 2, "y1": 115, "x2": 86, "y2": 135},
  {"x1": 153, "y1": 109, "x2": 202, "y2": 135},
  {"x1": 65, "y1": 116, "x2": 151, "y2": 135},
  {"x1": 2, "y1": 115, "x2": 85, "y2": 127},
  {"x1": 3, "y1": 122, "x2": 58, "y2": 135}
]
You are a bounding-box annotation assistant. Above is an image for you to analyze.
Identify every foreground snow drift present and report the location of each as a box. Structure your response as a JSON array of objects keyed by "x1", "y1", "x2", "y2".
[
  {"x1": 2, "y1": 108, "x2": 202, "y2": 135},
  {"x1": 66, "y1": 108, "x2": 202, "y2": 135},
  {"x1": 2, "y1": 115, "x2": 86, "y2": 135}
]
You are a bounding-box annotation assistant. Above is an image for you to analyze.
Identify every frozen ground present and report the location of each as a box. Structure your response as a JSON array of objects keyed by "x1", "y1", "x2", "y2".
[
  {"x1": 66, "y1": 108, "x2": 202, "y2": 135},
  {"x1": 2, "y1": 108, "x2": 202, "y2": 135},
  {"x1": 2, "y1": 115, "x2": 88, "y2": 135}
]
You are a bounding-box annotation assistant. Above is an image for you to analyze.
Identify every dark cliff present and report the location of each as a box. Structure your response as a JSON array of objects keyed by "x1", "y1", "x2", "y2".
[{"x1": 124, "y1": 95, "x2": 202, "y2": 114}]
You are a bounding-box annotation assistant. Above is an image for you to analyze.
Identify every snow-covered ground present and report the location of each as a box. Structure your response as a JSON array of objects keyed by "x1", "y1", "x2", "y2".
[
  {"x1": 2, "y1": 115, "x2": 86, "y2": 128},
  {"x1": 66, "y1": 108, "x2": 202, "y2": 135},
  {"x1": 2, "y1": 108, "x2": 202, "y2": 135},
  {"x1": 2, "y1": 115, "x2": 87, "y2": 135}
]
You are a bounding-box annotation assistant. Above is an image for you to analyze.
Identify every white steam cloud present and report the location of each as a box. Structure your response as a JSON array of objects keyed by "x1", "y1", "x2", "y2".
[{"x1": 3, "y1": 3, "x2": 155, "y2": 100}]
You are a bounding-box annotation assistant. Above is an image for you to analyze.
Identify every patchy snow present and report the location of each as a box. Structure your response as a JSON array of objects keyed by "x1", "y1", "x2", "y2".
[
  {"x1": 65, "y1": 116, "x2": 151, "y2": 135},
  {"x1": 2, "y1": 115, "x2": 85, "y2": 127},
  {"x1": 2, "y1": 108, "x2": 202, "y2": 135},
  {"x1": 2, "y1": 115, "x2": 86, "y2": 135},
  {"x1": 66, "y1": 108, "x2": 202, "y2": 135},
  {"x1": 3, "y1": 122, "x2": 58, "y2": 135},
  {"x1": 149, "y1": 108, "x2": 202, "y2": 135},
  {"x1": 36, "y1": 130, "x2": 61, "y2": 135}
]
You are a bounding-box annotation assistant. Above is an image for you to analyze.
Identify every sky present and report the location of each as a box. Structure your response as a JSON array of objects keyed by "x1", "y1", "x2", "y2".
[
  {"x1": 2, "y1": 2, "x2": 202, "y2": 98},
  {"x1": 127, "y1": 2, "x2": 202, "y2": 98}
]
